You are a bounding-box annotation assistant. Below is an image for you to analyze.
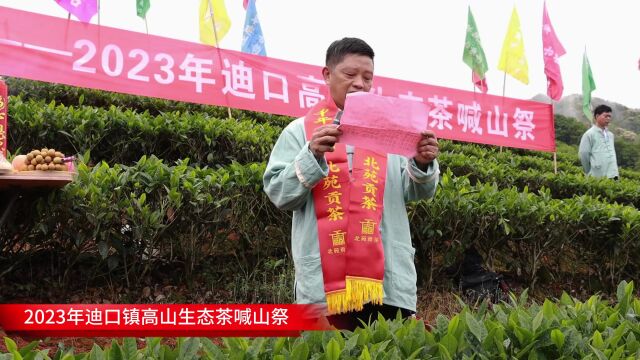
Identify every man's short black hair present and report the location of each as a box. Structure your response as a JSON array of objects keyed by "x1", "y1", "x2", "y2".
[
  {"x1": 593, "y1": 104, "x2": 612, "y2": 117},
  {"x1": 325, "y1": 37, "x2": 374, "y2": 69}
]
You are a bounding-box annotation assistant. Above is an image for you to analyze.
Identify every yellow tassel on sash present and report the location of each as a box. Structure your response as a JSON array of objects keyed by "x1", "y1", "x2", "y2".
[
  {"x1": 326, "y1": 278, "x2": 384, "y2": 315},
  {"x1": 326, "y1": 290, "x2": 350, "y2": 315},
  {"x1": 346, "y1": 276, "x2": 384, "y2": 311}
]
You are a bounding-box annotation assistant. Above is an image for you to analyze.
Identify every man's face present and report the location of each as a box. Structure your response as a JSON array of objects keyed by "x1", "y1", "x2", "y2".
[
  {"x1": 322, "y1": 54, "x2": 374, "y2": 110},
  {"x1": 595, "y1": 111, "x2": 612, "y2": 128}
]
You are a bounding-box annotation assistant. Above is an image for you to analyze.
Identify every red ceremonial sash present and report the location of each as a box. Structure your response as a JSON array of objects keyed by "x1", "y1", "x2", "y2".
[
  {"x1": 303, "y1": 99, "x2": 387, "y2": 314},
  {"x1": 0, "y1": 79, "x2": 7, "y2": 158}
]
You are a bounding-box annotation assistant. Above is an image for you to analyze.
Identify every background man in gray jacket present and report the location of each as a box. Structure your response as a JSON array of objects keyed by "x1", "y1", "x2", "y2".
[{"x1": 579, "y1": 104, "x2": 619, "y2": 179}]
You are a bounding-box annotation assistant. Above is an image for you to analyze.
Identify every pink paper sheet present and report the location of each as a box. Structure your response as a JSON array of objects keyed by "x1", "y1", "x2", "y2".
[{"x1": 338, "y1": 92, "x2": 429, "y2": 157}]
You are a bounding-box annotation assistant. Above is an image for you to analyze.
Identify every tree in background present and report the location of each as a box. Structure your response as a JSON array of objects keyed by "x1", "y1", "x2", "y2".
[
  {"x1": 554, "y1": 114, "x2": 587, "y2": 146},
  {"x1": 615, "y1": 138, "x2": 640, "y2": 170}
]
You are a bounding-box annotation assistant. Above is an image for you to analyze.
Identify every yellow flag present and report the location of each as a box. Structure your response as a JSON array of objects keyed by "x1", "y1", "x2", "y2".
[
  {"x1": 199, "y1": 0, "x2": 231, "y2": 46},
  {"x1": 498, "y1": 7, "x2": 529, "y2": 84}
]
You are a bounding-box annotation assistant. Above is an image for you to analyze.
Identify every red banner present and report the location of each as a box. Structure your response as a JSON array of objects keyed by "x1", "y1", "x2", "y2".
[
  {"x1": 0, "y1": 78, "x2": 7, "y2": 157},
  {"x1": 0, "y1": 304, "x2": 330, "y2": 337},
  {"x1": 0, "y1": 6, "x2": 555, "y2": 152}
]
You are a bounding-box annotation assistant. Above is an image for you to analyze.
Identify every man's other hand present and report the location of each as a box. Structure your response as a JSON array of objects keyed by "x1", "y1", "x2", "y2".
[{"x1": 414, "y1": 130, "x2": 439, "y2": 169}]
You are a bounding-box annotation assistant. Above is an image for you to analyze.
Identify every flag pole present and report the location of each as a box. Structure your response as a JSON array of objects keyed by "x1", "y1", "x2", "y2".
[
  {"x1": 64, "y1": 13, "x2": 71, "y2": 45},
  {"x1": 97, "y1": 0, "x2": 102, "y2": 48},
  {"x1": 500, "y1": 55, "x2": 507, "y2": 153},
  {"x1": 97, "y1": 0, "x2": 104, "y2": 44},
  {"x1": 207, "y1": 0, "x2": 233, "y2": 120},
  {"x1": 144, "y1": 17, "x2": 149, "y2": 35},
  {"x1": 501, "y1": 71, "x2": 507, "y2": 98},
  {"x1": 549, "y1": 97, "x2": 558, "y2": 175},
  {"x1": 472, "y1": 71, "x2": 476, "y2": 95}
]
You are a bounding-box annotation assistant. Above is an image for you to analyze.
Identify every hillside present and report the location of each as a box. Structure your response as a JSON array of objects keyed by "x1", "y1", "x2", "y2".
[{"x1": 533, "y1": 93, "x2": 640, "y2": 141}]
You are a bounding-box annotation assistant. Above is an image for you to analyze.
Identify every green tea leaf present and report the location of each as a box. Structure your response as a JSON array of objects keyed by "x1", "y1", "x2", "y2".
[
  {"x1": 514, "y1": 325, "x2": 532, "y2": 345},
  {"x1": 532, "y1": 310, "x2": 544, "y2": 333},
  {"x1": 177, "y1": 338, "x2": 200, "y2": 360},
  {"x1": 591, "y1": 330, "x2": 605, "y2": 350},
  {"x1": 609, "y1": 345, "x2": 624, "y2": 360},
  {"x1": 370, "y1": 340, "x2": 391, "y2": 359},
  {"x1": 122, "y1": 338, "x2": 137, "y2": 360},
  {"x1": 109, "y1": 341, "x2": 124, "y2": 360},
  {"x1": 272, "y1": 337, "x2": 287, "y2": 356},
  {"x1": 324, "y1": 338, "x2": 341, "y2": 360},
  {"x1": 88, "y1": 344, "x2": 105, "y2": 360},
  {"x1": 448, "y1": 315, "x2": 460, "y2": 336},
  {"x1": 589, "y1": 345, "x2": 608, "y2": 360},
  {"x1": 625, "y1": 332, "x2": 638, "y2": 352},
  {"x1": 145, "y1": 338, "x2": 161, "y2": 357},
  {"x1": 551, "y1": 329, "x2": 565, "y2": 350},
  {"x1": 12, "y1": 350, "x2": 24, "y2": 360},
  {"x1": 605, "y1": 311, "x2": 620, "y2": 328},
  {"x1": 200, "y1": 338, "x2": 225, "y2": 360},
  {"x1": 18, "y1": 341, "x2": 40, "y2": 357},
  {"x1": 608, "y1": 322, "x2": 627, "y2": 349},
  {"x1": 290, "y1": 341, "x2": 309, "y2": 360},
  {"x1": 223, "y1": 337, "x2": 249, "y2": 354},
  {"x1": 560, "y1": 292, "x2": 574, "y2": 306},
  {"x1": 514, "y1": 340, "x2": 538, "y2": 359},
  {"x1": 519, "y1": 289, "x2": 529, "y2": 307},
  {"x1": 440, "y1": 333, "x2": 458, "y2": 356},
  {"x1": 406, "y1": 346, "x2": 424, "y2": 360},
  {"x1": 30, "y1": 349, "x2": 51, "y2": 360},
  {"x1": 358, "y1": 346, "x2": 371, "y2": 360},
  {"x1": 4, "y1": 337, "x2": 18, "y2": 353},
  {"x1": 482, "y1": 327, "x2": 497, "y2": 352},
  {"x1": 466, "y1": 313, "x2": 487, "y2": 342},
  {"x1": 436, "y1": 314, "x2": 449, "y2": 335},
  {"x1": 437, "y1": 343, "x2": 453, "y2": 360},
  {"x1": 160, "y1": 344, "x2": 178, "y2": 360},
  {"x1": 543, "y1": 299, "x2": 556, "y2": 319},
  {"x1": 344, "y1": 334, "x2": 359, "y2": 353}
]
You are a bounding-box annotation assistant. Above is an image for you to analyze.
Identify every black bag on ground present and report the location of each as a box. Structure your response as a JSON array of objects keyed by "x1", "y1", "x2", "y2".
[
  {"x1": 451, "y1": 247, "x2": 507, "y2": 303},
  {"x1": 460, "y1": 271, "x2": 504, "y2": 303}
]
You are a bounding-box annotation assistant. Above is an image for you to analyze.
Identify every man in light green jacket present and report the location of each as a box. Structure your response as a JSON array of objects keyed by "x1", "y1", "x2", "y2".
[
  {"x1": 579, "y1": 104, "x2": 619, "y2": 179},
  {"x1": 263, "y1": 38, "x2": 440, "y2": 330}
]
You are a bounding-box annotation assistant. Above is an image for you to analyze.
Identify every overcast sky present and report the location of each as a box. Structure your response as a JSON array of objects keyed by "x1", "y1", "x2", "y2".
[{"x1": 1, "y1": 1, "x2": 639, "y2": 109}]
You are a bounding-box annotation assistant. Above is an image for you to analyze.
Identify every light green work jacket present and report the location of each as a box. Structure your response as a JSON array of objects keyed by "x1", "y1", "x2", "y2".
[
  {"x1": 263, "y1": 117, "x2": 439, "y2": 312},
  {"x1": 579, "y1": 125, "x2": 619, "y2": 179}
]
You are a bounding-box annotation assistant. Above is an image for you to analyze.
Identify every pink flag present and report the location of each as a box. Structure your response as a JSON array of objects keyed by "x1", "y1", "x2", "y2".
[
  {"x1": 243, "y1": 0, "x2": 256, "y2": 9},
  {"x1": 542, "y1": 1, "x2": 566, "y2": 101},
  {"x1": 55, "y1": 0, "x2": 98, "y2": 23}
]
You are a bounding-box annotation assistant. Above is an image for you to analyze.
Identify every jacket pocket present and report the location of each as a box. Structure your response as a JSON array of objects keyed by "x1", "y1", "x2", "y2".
[
  {"x1": 295, "y1": 255, "x2": 325, "y2": 304},
  {"x1": 390, "y1": 242, "x2": 417, "y2": 295},
  {"x1": 592, "y1": 159, "x2": 602, "y2": 169}
]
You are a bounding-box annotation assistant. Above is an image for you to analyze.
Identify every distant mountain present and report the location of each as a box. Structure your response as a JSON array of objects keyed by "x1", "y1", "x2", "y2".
[{"x1": 532, "y1": 93, "x2": 640, "y2": 140}]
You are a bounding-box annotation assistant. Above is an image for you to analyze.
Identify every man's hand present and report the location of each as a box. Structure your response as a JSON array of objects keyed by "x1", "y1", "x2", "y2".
[
  {"x1": 414, "y1": 130, "x2": 439, "y2": 169},
  {"x1": 310, "y1": 125, "x2": 342, "y2": 159}
]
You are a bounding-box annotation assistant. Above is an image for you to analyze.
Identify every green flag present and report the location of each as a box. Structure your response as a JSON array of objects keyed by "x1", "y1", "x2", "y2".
[
  {"x1": 582, "y1": 50, "x2": 596, "y2": 120},
  {"x1": 136, "y1": 0, "x2": 150, "y2": 18},
  {"x1": 462, "y1": 6, "x2": 488, "y2": 93}
]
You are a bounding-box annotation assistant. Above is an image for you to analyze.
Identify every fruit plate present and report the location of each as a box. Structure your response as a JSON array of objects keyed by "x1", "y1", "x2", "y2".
[
  {"x1": 0, "y1": 171, "x2": 74, "y2": 189},
  {"x1": 11, "y1": 170, "x2": 74, "y2": 177}
]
